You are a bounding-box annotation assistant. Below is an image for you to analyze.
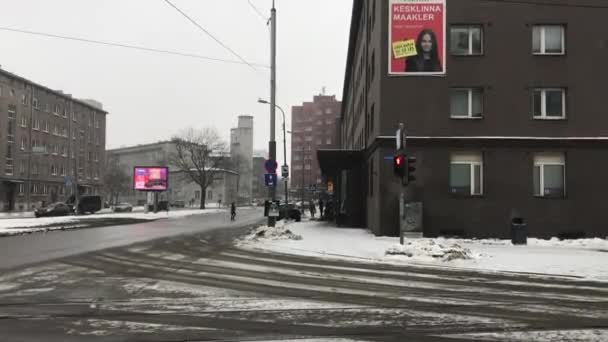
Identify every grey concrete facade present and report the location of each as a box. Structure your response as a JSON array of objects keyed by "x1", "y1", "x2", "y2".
[{"x1": 230, "y1": 116, "x2": 253, "y2": 204}]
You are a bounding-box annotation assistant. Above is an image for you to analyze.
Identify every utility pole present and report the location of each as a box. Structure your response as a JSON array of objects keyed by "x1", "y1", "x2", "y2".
[{"x1": 267, "y1": 0, "x2": 277, "y2": 227}]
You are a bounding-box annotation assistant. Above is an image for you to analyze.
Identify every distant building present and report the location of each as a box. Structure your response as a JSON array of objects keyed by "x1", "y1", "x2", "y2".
[
  {"x1": 230, "y1": 116, "x2": 254, "y2": 204},
  {"x1": 169, "y1": 169, "x2": 237, "y2": 208},
  {"x1": 290, "y1": 94, "x2": 341, "y2": 199},
  {"x1": 106, "y1": 141, "x2": 176, "y2": 205},
  {"x1": 0, "y1": 67, "x2": 107, "y2": 211},
  {"x1": 251, "y1": 156, "x2": 265, "y2": 202}
]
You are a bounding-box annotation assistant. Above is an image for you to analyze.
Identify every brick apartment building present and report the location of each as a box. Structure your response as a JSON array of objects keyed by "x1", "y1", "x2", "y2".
[
  {"x1": 290, "y1": 94, "x2": 341, "y2": 199},
  {"x1": 319, "y1": 0, "x2": 608, "y2": 238},
  {"x1": 0, "y1": 68, "x2": 107, "y2": 211}
]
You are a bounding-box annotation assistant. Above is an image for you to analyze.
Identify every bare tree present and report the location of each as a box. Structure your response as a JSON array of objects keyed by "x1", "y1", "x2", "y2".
[
  {"x1": 170, "y1": 128, "x2": 228, "y2": 209},
  {"x1": 103, "y1": 159, "x2": 130, "y2": 205}
]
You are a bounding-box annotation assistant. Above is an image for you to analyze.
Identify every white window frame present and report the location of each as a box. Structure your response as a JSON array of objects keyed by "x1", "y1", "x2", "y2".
[
  {"x1": 533, "y1": 25, "x2": 565, "y2": 55},
  {"x1": 450, "y1": 25, "x2": 483, "y2": 55},
  {"x1": 534, "y1": 154, "x2": 566, "y2": 198},
  {"x1": 450, "y1": 88, "x2": 483, "y2": 119},
  {"x1": 450, "y1": 153, "x2": 483, "y2": 196},
  {"x1": 533, "y1": 88, "x2": 566, "y2": 119}
]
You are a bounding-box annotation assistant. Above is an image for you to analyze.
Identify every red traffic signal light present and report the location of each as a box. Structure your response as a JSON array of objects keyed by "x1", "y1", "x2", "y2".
[{"x1": 394, "y1": 154, "x2": 406, "y2": 178}]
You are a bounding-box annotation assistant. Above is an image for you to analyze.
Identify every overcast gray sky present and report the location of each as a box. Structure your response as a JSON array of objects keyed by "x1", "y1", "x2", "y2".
[{"x1": 0, "y1": 0, "x2": 351, "y2": 155}]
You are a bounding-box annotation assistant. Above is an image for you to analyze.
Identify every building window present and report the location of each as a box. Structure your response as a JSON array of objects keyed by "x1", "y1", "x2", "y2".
[
  {"x1": 20, "y1": 94, "x2": 27, "y2": 105},
  {"x1": 194, "y1": 190, "x2": 201, "y2": 200},
  {"x1": 43, "y1": 120, "x2": 49, "y2": 133},
  {"x1": 20, "y1": 137, "x2": 26, "y2": 151},
  {"x1": 18, "y1": 183, "x2": 24, "y2": 195},
  {"x1": 33, "y1": 97, "x2": 39, "y2": 109},
  {"x1": 326, "y1": 138, "x2": 332, "y2": 145},
  {"x1": 95, "y1": 135, "x2": 100, "y2": 145},
  {"x1": 95, "y1": 119, "x2": 99, "y2": 128},
  {"x1": 7, "y1": 106, "x2": 17, "y2": 143},
  {"x1": 19, "y1": 161, "x2": 25, "y2": 174},
  {"x1": 33, "y1": 118, "x2": 40, "y2": 131},
  {"x1": 450, "y1": 153, "x2": 483, "y2": 196},
  {"x1": 450, "y1": 25, "x2": 483, "y2": 55},
  {"x1": 533, "y1": 25, "x2": 565, "y2": 55},
  {"x1": 20, "y1": 114, "x2": 27, "y2": 128},
  {"x1": 450, "y1": 88, "x2": 483, "y2": 119},
  {"x1": 369, "y1": 104, "x2": 375, "y2": 134},
  {"x1": 54, "y1": 104, "x2": 60, "y2": 115},
  {"x1": 534, "y1": 153, "x2": 565, "y2": 198},
  {"x1": 207, "y1": 190, "x2": 213, "y2": 200},
  {"x1": 5, "y1": 158, "x2": 13, "y2": 175},
  {"x1": 532, "y1": 88, "x2": 566, "y2": 119}
]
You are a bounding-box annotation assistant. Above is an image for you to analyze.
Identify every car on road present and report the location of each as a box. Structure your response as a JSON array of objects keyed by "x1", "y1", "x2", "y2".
[
  {"x1": 278, "y1": 203, "x2": 301, "y2": 222},
  {"x1": 147, "y1": 200, "x2": 169, "y2": 211},
  {"x1": 68, "y1": 195, "x2": 102, "y2": 215},
  {"x1": 170, "y1": 200, "x2": 185, "y2": 208},
  {"x1": 35, "y1": 202, "x2": 72, "y2": 218},
  {"x1": 113, "y1": 202, "x2": 133, "y2": 213}
]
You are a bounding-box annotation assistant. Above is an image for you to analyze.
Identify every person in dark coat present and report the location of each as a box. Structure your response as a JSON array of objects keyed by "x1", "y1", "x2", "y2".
[
  {"x1": 230, "y1": 202, "x2": 236, "y2": 221},
  {"x1": 319, "y1": 199, "x2": 325, "y2": 219},
  {"x1": 309, "y1": 201, "x2": 316, "y2": 218},
  {"x1": 405, "y1": 29, "x2": 442, "y2": 73}
]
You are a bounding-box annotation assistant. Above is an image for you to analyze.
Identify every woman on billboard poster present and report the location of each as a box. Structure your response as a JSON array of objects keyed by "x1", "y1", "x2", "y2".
[{"x1": 405, "y1": 29, "x2": 442, "y2": 73}]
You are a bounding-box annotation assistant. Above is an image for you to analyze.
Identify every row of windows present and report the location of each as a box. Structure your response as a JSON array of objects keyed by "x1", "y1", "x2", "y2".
[
  {"x1": 1, "y1": 86, "x2": 102, "y2": 125},
  {"x1": 450, "y1": 25, "x2": 565, "y2": 56},
  {"x1": 449, "y1": 88, "x2": 567, "y2": 119},
  {"x1": 18, "y1": 183, "x2": 68, "y2": 196},
  {"x1": 448, "y1": 153, "x2": 566, "y2": 198}
]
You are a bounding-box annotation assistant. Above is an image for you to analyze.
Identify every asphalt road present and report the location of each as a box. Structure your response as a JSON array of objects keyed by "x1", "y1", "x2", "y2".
[
  {"x1": 0, "y1": 207, "x2": 263, "y2": 271},
  {"x1": 0, "y1": 214, "x2": 606, "y2": 341}
]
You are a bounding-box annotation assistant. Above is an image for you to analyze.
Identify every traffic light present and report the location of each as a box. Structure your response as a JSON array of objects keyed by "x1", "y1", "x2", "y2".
[
  {"x1": 393, "y1": 154, "x2": 405, "y2": 178},
  {"x1": 407, "y1": 156, "x2": 417, "y2": 183}
]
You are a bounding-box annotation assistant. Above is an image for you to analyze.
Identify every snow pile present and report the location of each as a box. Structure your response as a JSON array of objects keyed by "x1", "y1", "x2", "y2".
[
  {"x1": 386, "y1": 240, "x2": 474, "y2": 262},
  {"x1": 245, "y1": 221, "x2": 302, "y2": 241}
]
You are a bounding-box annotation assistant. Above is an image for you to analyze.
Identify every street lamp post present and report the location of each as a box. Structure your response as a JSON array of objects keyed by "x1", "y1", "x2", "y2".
[
  {"x1": 267, "y1": 0, "x2": 277, "y2": 227},
  {"x1": 258, "y1": 99, "x2": 288, "y2": 205}
]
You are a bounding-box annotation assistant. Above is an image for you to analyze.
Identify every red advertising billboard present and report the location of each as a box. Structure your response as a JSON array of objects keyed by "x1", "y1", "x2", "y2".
[
  {"x1": 389, "y1": 0, "x2": 446, "y2": 76},
  {"x1": 133, "y1": 167, "x2": 169, "y2": 191}
]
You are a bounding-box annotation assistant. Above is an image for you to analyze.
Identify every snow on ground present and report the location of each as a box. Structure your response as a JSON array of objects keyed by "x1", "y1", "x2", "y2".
[
  {"x1": 0, "y1": 208, "x2": 225, "y2": 236},
  {"x1": 238, "y1": 220, "x2": 608, "y2": 281}
]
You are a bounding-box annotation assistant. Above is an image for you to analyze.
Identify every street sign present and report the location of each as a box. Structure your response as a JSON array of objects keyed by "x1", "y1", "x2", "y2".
[
  {"x1": 264, "y1": 173, "x2": 278, "y2": 187},
  {"x1": 264, "y1": 159, "x2": 278, "y2": 173},
  {"x1": 268, "y1": 201, "x2": 280, "y2": 217},
  {"x1": 281, "y1": 165, "x2": 289, "y2": 178}
]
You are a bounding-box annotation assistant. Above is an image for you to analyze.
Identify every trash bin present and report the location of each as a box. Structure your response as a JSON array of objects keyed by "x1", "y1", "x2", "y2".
[{"x1": 511, "y1": 217, "x2": 528, "y2": 245}]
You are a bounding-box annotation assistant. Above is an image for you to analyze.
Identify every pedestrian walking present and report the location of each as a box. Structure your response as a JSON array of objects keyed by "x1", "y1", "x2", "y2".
[
  {"x1": 319, "y1": 199, "x2": 324, "y2": 219},
  {"x1": 309, "y1": 201, "x2": 316, "y2": 218},
  {"x1": 230, "y1": 202, "x2": 236, "y2": 221}
]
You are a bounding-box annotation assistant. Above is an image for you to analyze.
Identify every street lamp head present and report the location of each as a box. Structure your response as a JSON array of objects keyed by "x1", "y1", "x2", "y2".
[{"x1": 257, "y1": 98, "x2": 270, "y2": 104}]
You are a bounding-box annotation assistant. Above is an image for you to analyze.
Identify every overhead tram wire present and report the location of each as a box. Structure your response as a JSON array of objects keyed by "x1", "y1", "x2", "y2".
[
  {"x1": 477, "y1": 0, "x2": 608, "y2": 9},
  {"x1": 0, "y1": 26, "x2": 269, "y2": 68},
  {"x1": 163, "y1": 0, "x2": 258, "y2": 70},
  {"x1": 247, "y1": 0, "x2": 268, "y2": 22}
]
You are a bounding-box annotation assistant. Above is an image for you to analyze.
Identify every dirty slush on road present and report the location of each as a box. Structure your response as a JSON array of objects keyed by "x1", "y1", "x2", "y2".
[{"x1": 0, "y1": 225, "x2": 606, "y2": 341}]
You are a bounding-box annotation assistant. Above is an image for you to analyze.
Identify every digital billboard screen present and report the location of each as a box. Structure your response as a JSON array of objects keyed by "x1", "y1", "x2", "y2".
[{"x1": 133, "y1": 167, "x2": 169, "y2": 191}]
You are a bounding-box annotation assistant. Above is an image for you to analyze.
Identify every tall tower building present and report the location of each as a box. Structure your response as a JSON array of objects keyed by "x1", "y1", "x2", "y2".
[{"x1": 230, "y1": 115, "x2": 253, "y2": 204}]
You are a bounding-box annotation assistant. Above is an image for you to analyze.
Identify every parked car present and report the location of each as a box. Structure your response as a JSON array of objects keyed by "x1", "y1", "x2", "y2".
[
  {"x1": 148, "y1": 200, "x2": 169, "y2": 211},
  {"x1": 35, "y1": 202, "x2": 72, "y2": 218},
  {"x1": 278, "y1": 203, "x2": 301, "y2": 222},
  {"x1": 113, "y1": 202, "x2": 133, "y2": 212},
  {"x1": 170, "y1": 200, "x2": 185, "y2": 208},
  {"x1": 69, "y1": 195, "x2": 102, "y2": 215}
]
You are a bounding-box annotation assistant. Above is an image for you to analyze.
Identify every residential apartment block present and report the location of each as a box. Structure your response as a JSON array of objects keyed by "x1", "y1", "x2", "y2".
[
  {"x1": 321, "y1": 0, "x2": 608, "y2": 238},
  {"x1": 290, "y1": 94, "x2": 341, "y2": 197},
  {"x1": 0, "y1": 68, "x2": 107, "y2": 211}
]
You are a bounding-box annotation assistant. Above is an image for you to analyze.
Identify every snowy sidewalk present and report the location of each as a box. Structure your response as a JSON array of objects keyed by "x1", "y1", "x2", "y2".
[
  {"x1": 0, "y1": 208, "x2": 229, "y2": 237},
  {"x1": 238, "y1": 220, "x2": 608, "y2": 282}
]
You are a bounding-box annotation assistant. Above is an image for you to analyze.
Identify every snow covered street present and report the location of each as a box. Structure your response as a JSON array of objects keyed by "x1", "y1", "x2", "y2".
[{"x1": 239, "y1": 220, "x2": 608, "y2": 281}]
